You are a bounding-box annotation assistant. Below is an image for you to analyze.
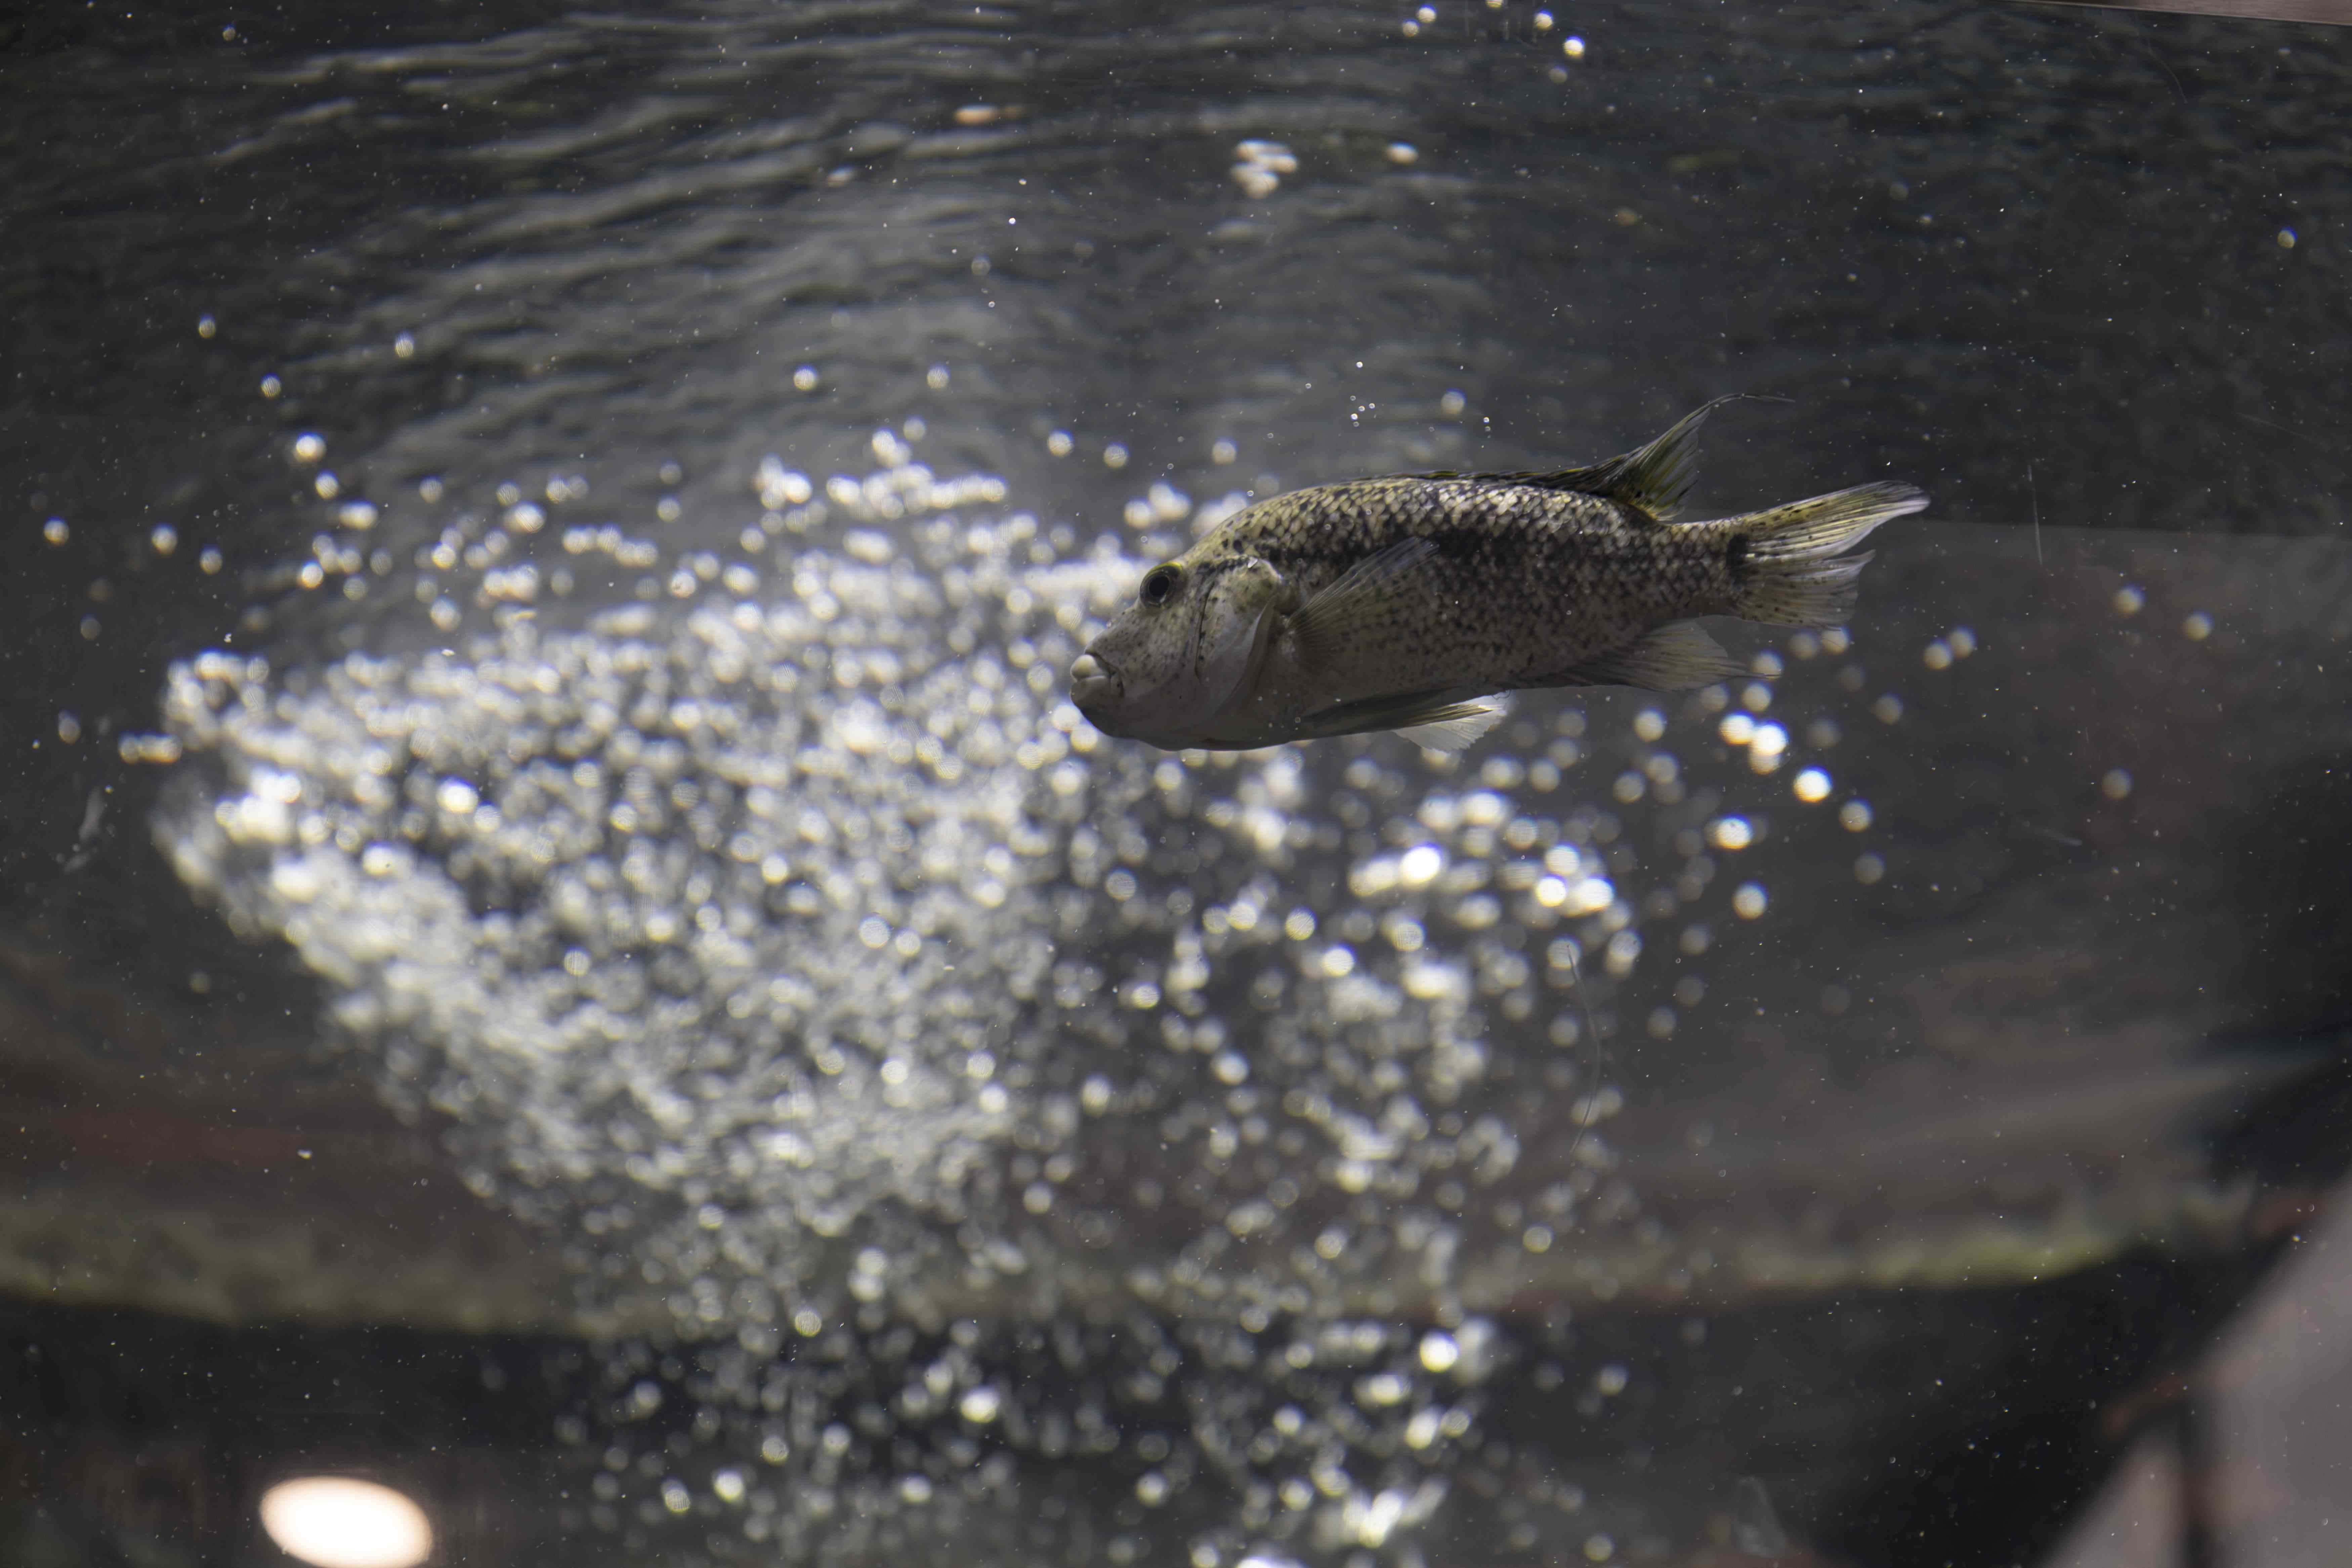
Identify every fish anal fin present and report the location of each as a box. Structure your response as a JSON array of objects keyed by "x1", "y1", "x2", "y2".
[
  {"x1": 1289, "y1": 535, "x2": 1439, "y2": 665},
  {"x1": 1544, "y1": 620, "x2": 1745, "y2": 692}
]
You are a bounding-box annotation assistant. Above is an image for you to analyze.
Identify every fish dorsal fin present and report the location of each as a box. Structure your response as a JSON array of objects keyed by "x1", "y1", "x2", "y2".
[
  {"x1": 1296, "y1": 686, "x2": 1507, "y2": 751},
  {"x1": 1289, "y1": 535, "x2": 1439, "y2": 666},
  {"x1": 1404, "y1": 394, "x2": 1747, "y2": 520},
  {"x1": 1545, "y1": 620, "x2": 1745, "y2": 691}
]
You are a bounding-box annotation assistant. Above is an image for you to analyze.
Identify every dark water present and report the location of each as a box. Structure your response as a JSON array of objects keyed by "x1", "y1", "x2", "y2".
[{"x1": 4, "y1": 3, "x2": 2351, "y2": 1565}]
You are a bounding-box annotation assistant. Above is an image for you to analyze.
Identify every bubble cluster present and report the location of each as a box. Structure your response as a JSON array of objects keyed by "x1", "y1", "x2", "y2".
[
  {"x1": 156, "y1": 432, "x2": 1895, "y2": 1561},
  {"x1": 1231, "y1": 140, "x2": 1298, "y2": 200}
]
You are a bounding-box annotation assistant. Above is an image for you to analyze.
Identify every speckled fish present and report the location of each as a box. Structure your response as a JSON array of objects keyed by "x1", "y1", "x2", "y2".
[{"x1": 1067, "y1": 399, "x2": 1927, "y2": 752}]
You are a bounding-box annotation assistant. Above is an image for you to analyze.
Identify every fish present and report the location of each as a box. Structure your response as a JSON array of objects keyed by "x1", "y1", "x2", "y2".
[{"x1": 1067, "y1": 398, "x2": 1927, "y2": 752}]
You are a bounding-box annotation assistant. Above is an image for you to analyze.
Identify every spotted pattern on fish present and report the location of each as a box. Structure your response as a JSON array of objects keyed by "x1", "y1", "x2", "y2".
[{"x1": 1069, "y1": 401, "x2": 1928, "y2": 753}]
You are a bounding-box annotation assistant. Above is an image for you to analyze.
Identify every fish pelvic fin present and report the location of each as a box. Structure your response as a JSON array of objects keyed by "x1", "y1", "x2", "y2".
[
  {"x1": 1725, "y1": 480, "x2": 1927, "y2": 626},
  {"x1": 1541, "y1": 620, "x2": 1747, "y2": 692},
  {"x1": 1297, "y1": 686, "x2": 1507, "y2": 751},
  {"x1": 1398, "y1": 700, "x2": 1508, "y2": 753}
]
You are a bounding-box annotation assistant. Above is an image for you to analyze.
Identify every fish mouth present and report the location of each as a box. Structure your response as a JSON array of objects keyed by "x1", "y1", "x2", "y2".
[{"x1": 1068, "y1": 651, "x2": 1118, "y2": 712}]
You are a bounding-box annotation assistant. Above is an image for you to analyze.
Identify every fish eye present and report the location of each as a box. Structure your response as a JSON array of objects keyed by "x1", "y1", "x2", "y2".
[{"x1": 1139, "y1": 563, "x2": 1181, "y2": 607}]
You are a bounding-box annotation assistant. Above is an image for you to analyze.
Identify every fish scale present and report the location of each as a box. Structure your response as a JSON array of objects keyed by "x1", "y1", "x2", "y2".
[{"x1": 1070, "y1": 402, "x2": 1928, "y2": 753}]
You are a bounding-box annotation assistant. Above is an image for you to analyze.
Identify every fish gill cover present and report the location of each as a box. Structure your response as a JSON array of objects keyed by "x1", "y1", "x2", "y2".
[{"x1": 153, "y1": 431, "x2": 1873, "y2": 1560}]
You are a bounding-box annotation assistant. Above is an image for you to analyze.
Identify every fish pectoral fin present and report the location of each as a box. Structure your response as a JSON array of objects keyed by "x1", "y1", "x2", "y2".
[
  {"x1": 1288, "y1": 536, "x2": 1439, "y2": 666},
  {"x1": 1297, "y1": 687, "x2": 1507, "y2": 752},
  {"x1": 1541, "y1": 620, "x2": 1746, "y2": 691},
  {"x1": 1199, "y1": 594, "x2": 1277, "y2": 716}
]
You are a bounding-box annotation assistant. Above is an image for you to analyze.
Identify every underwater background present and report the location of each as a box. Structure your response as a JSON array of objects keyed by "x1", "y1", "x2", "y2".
[{"x1": 3, "y1": 2, "x2": 2351, "y2": 1564}]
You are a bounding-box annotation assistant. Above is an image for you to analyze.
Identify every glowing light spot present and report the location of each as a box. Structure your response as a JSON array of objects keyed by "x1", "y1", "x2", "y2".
[
  {"x1": 1047, "y1": 430, "x2": 1074, "y2": 456},
  {"x1": 393, "y1": 332, "x2": 415, "y2": 358},
  {"x1": 2278, "y1": 227, "x2": 2298, "y2": 249},
  {"x1": 2182, "y1": 611, "x2": 2212, "y2": 640},
  {"x1": 435, "y1": 779, "x2": 478, "y2": 815},
  {"x1": 1708, "y1": 817, "x2": 1753, "y2": 851},
  {"x1": 1583, "y1": 1532, "x2": 1615, "y2": 1563},
  {"x1": 793, "y1": 365, "x2": 820, "y2": 391},
  {"x1": 2114, "y1": 585, "x2": 2145, "y2": 616},
  {"x1": 1319, "y1": 945, "x2": 1355, "y2": 977},
  {"x1": 1838, "y1": 799, "x2": 1873, "y2": 831},
  {"x1": 1386, "y1": 142, "x2": 1419, "y2": 165},
  {"x1": 1419, "y1": 1332, "x2": 1460, "y2": 1372},
  {"x1": 1871, "y1": 694, "x2": 1904, "y2": 724},
  {"x1": 293, "y1": 433, "x2": 326, "y2": 463},
  {"x1": 1212, "y1": 439, "x2": 1238, "y2": 464},
  {"x1": 1103, "y1": 442, "x2": 1130, "y2": 469},
  {"x1": 1855, "y1": 853, "x2": 1886, "y2": 885},
  {"x1": 1922, "y1": 640, "x2": 1952, "y2": 670},
  {"x1": 2101, "y1": 768, "x2": 2133, "y2": 800},
  {"x1": 43, "y1": 518, "x2": 68, "y2": 545},
  {"x1": 1565, "y1": 877, "x2": 1614, "y2": 916},
  {"x1": 1718, "y1": 713, "x2": 1755, "y2": 745},
  {"x1": 1731, "y1": 883, "x2": 1767, "y2": 920},
  {"x1": 1522, "y1": 1224, "x2": 1553, "y2": 1253},
  {"x1": 960, "y1": 1386, "x2": 1003, "y2": 1423},
  {"x1": 1563, "y1": 34, "x2": 1586, "y2": 56},
  {"x1": 1595, "y1": 1363, "x2": 1629, "y2": 1395},
  {"x1": 258, "y1": 1477, "x2": 433, "y2": 1568},
  {"x1": 1398, "y1": 844, "x2": 1443, "y2": 887},
  {"x1": 1794, "y1": 767, "x2": 1832, "y2": 803}
]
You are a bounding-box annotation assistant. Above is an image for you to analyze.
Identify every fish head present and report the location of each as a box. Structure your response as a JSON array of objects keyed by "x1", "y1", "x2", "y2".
[{"x1": 1070, "y1": 550, "x2": 1288, "y2": 747}]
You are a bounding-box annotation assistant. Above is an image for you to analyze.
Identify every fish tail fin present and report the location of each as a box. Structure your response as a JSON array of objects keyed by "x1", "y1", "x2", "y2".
[{"x1": 1722, "y1": 481, "x2": 1926, "y2": 626}]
